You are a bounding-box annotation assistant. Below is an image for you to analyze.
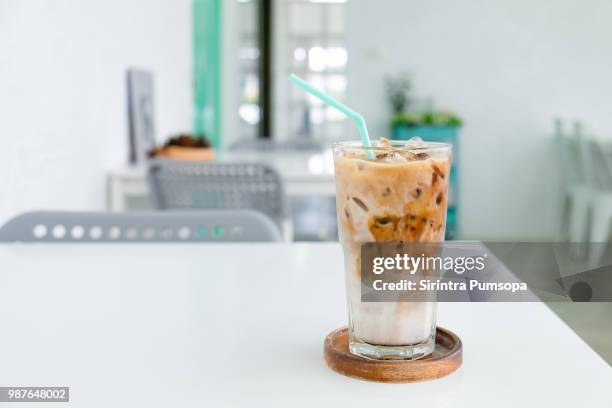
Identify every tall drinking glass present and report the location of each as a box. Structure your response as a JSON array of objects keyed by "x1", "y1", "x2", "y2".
[{"x1": 333, "y1": 139, "x2": 452, "y2": 360}]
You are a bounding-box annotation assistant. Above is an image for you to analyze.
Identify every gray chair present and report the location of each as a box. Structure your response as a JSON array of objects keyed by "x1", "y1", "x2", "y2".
[
  {"x1": 0, "y1": 210, "x2": 281, "y2": 243},
  {"x1": 556, "y1": 121, "x2": 592, "y2": 242},
  {"x1": 147, "y1": 159, "x2": 291, "y2": 239}
]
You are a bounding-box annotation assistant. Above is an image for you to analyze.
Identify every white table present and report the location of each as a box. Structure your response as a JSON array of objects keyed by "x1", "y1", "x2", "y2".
[
  {"x1": 107, "y1": 151, "x2": 336, "y2": 211},
  {"x1": 0, "y1": 243, "x2": 609, "y2": 407}
]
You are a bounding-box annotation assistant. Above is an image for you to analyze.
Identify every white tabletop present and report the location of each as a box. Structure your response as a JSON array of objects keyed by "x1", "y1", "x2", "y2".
[
  {"x1": 109, "y1": 150, "x2": 336, "y2": 197},
  {"x1": 112, "y1": 150, "x2": 334, "y2": 179},
  {"x1": 0, "y1": 243, "x2": 609, "y2": 407}
]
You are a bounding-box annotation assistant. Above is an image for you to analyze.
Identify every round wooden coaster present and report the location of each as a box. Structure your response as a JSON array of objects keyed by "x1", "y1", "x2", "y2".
[{"x1": 324, "y1": 326, "x2": 462, "y2": 383}]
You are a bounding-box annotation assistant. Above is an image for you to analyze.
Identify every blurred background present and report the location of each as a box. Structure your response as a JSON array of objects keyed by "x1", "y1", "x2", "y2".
[
  {"x1": 1, "y1": 0, "x2": 611, "y2": 364},
  {"x1": 1, "y1": 0, "x2": 612, "y2": 242}
]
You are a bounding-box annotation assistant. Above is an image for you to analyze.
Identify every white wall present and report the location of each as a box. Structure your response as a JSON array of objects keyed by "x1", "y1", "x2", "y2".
[
  {"x1": 0, "y1": 0, "x2": 191, "y2": 223},
  {"x1": 347, "y1": 0, "x2": 612, "y2": 240}
]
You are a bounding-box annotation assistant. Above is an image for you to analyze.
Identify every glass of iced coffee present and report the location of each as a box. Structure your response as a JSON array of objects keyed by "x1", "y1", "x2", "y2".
[{"x1": 333, "y1": 137, "x2": 452, "y2": 360}]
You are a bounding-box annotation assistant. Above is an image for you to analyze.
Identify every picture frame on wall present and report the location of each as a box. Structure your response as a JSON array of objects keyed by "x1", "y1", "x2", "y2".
[{"x1": 127, "y1": 69, "x2": 156, "y2": 164}]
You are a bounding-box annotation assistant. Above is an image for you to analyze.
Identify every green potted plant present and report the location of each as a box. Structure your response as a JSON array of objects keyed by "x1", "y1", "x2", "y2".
[
  {"x1": 391, "y1": 111, "x2": 463, "y2": 141},
  {"x1": 385, "y1": 74, "x2": 463, "y2": 142}
]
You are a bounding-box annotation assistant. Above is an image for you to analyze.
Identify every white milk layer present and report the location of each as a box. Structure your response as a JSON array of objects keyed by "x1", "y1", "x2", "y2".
[{"x1": 345, "y1": 258, "x2": 436, "y2": 345}]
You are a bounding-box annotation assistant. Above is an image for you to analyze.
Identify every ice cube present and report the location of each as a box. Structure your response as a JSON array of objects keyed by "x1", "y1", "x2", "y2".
[
  {"x1": 405, "y1": 136, "x2": 426, "y2": 149},
  {"x1": 377, "y1": 137, "x2": 392, "y2": 147},
  {"x1": 385, "y1": 151, "x2": 408, "y2": 163}
]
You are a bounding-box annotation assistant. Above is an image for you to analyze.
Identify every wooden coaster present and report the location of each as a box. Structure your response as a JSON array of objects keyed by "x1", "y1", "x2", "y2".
[{"x1": 324, "y1": 326, "x2": 462, "y2": 383}]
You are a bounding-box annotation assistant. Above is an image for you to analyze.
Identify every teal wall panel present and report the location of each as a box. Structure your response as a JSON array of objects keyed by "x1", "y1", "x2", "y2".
[{"x1": 193, "y1": 0, "x2": 222, "y2": 148}]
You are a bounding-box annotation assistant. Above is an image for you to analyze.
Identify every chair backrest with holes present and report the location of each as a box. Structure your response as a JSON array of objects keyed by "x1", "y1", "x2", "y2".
[
  {"x1": 147, "y1": 160, "x2": 288, "y2": 227},
  {"x1": 0, "y1": 210, "x2": 281, "y2": 243}
]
